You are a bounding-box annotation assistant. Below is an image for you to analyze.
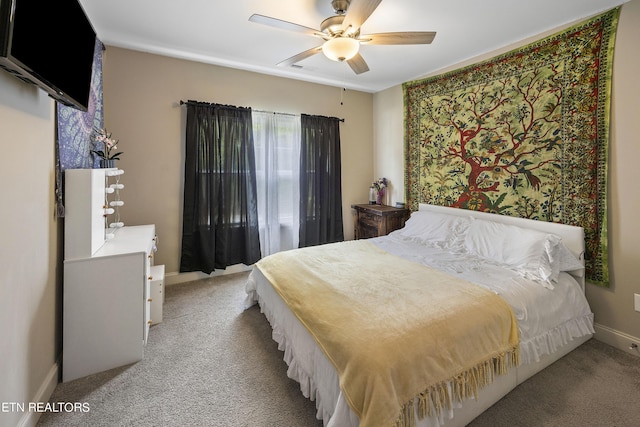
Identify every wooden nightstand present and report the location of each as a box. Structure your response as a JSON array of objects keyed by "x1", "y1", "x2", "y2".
[{"x1": 351, "y1": 204, "x2": 410, "y2": 239}]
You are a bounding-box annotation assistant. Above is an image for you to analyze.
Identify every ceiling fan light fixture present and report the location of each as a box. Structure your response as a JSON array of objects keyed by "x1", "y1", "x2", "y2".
[{"x1": 322, "y1": 37, "x2": 359, "y2": 62}]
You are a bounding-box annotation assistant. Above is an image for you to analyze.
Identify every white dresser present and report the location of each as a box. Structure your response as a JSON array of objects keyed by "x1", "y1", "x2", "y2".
[{"x1": 62, "y1": 168, "x2": 159, "y2": 382}]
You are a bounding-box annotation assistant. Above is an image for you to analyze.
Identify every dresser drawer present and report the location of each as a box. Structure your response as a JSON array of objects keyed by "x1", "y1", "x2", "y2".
[{"x1": 149, "y1": 265, "x2": 165, "y2": 325}]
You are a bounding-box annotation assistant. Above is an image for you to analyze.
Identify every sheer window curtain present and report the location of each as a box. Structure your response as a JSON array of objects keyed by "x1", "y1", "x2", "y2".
[
  {"x1": 180, "y1": 102, "x2": 261, "y2": 274},
  {"x1": 299, "y1": 114, "x2": 344, "y2": 247},
  {"x1": 253, "y1": 111, "x2": 301, "y2": 256}
]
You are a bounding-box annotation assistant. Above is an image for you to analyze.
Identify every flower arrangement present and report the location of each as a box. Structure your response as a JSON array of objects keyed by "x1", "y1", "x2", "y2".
[
  {"x1": 91, "y1": 128, "x2": 122, "y2": 161},
  {"x1": 372, "y1": 177, "x2": 388, "y2": 204},
  {"x1": 372, "y1": 177, "x2": 387, "y2": 192}
]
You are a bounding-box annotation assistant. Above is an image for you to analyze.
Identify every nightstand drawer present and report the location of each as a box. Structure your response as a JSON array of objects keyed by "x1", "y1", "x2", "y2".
[{"x1": 359, "y1": 212, "x2": 380, "y2": 227}]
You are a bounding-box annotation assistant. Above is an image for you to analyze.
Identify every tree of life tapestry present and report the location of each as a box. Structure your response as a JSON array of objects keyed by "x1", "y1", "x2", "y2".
[{"x1": 403, "y1": 8, "x2": 619, "y2": 287}]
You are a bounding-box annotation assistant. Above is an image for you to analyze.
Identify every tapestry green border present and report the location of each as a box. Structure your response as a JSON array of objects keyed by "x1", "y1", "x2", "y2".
[{"x1": 403, "y1": 8, "x2": 619, "y2": 287}]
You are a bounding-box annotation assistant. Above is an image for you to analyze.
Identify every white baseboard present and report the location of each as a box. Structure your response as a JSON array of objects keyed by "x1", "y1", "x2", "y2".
[
  {"x1": 16, "y1": 361, "x2": 59, "y2": 427},
  {"x1": 593, "y1": 322, "x2": 640, "y2": 358},
  {"x1": 165, "y1": 264, "x2": 252, "y2": 286}
]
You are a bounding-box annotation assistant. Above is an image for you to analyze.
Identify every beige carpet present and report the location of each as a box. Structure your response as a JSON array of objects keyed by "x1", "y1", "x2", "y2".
[{"x1": 38, "y1": 272, "x2": 640, "y2": 427}]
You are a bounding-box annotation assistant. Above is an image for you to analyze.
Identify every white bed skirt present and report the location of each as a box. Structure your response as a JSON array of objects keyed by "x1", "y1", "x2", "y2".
[{"x1": 245, "y1": 267, "x2": 592, "y2": 427}]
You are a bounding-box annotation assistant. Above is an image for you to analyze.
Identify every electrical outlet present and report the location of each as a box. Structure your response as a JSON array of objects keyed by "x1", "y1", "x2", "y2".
[{"x1": 635, "y1": 293, "x2": 640, "y2": 312}]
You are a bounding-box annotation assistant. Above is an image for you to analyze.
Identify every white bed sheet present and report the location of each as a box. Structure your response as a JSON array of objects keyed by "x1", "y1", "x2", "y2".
[
  {"x1": 371, "y1": 233, "x2": 594, "y2": 364},
  {"x1": 245, "y1": 234, "x2": 594, "y2": 427}
]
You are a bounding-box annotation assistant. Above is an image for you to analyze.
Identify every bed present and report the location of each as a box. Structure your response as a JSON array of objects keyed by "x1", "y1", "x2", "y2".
[{"x1": 244, "y1": 203, "x2": 594, "y2": 427}]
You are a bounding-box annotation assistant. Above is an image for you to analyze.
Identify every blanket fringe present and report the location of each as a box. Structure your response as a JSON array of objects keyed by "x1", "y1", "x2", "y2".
[{"x1": 394, "y1": 345, "x2": 520, "y2": 427}]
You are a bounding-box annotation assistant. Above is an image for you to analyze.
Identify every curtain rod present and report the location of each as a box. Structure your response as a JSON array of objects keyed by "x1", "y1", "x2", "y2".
[
  {"x1": 253, "y1": 109, "x2": 297, "y2": 117},
  {"x1": 179, "y1": 100, "x2": 344, "y2": 123},
  {"x1": 254, "y1": 109, "x2": 345, "y2": 123}
]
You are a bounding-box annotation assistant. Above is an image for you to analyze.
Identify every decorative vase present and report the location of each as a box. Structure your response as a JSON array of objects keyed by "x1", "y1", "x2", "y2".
[
  {"x1": 376, "y1": 188, "x2": 385, "y2": 205},
  {"x1": 100, "y1": 159, "x2": 115, "y2": 168},
  {"x1": 369, "y1": 186, "x2": 376, "y2": 204}
]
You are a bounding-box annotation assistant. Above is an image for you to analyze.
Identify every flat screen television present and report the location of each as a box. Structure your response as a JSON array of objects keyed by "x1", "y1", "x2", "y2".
[{"x1": 0, "y1": 0, "x2": 96, "y2": 111}]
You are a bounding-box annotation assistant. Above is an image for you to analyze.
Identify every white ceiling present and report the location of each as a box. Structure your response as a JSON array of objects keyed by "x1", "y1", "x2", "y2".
[{"x1": 77, "y1": 0, "x2": 628, "y2": 93}]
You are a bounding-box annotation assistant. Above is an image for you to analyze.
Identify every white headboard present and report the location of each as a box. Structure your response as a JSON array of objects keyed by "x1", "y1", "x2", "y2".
[{"x1": 418, "y1": 204, "x2": 586, "y2": 288}]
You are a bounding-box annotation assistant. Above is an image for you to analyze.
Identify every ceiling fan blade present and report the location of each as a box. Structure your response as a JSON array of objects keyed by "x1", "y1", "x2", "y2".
[
  {"x1": 347, "y1": 53, "x2": 370, "y2": 74},
  {"x1": 277, "y1": 46, "x2": 323, "y2": 67},
  {"x1": 341, "y1": 0, "x2": 382, "y2": 34},
  {"x1": 361, "y1": 31, "x2": 436, "y2": 45},
  {"x1": 249, "y1": 14, "x2": 319, "y2": 36}
]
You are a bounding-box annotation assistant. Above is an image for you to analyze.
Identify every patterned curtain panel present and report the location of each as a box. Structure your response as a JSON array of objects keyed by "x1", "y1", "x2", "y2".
[{"x1": 403, "y1": 9, "x2": 619, "y2": 286}]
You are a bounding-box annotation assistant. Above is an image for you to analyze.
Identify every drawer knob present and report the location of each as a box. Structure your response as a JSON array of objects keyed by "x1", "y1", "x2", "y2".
[
  {"x1": 148, "y1": 320, "x2": 153, "y2": 324},
  {"x1": 148, "y1": 276, "x2": 153, "y2": 280},
  {"x1": 147, "y1": 298, "x2": 153, "y2": 302}
]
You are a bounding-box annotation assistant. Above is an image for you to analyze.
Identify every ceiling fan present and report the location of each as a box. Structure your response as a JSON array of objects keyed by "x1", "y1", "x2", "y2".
[{"x1": 249, "y1": 0, "x2": 436, "y2": 74}]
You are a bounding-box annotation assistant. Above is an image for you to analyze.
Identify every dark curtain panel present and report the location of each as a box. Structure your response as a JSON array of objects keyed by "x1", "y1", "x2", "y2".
[
  {"x1": 180, "y1": 102, "x2": 261, "y2": 274},
  {"x1": 299, "y1": 114, "x2": 344, "y2": 247}
]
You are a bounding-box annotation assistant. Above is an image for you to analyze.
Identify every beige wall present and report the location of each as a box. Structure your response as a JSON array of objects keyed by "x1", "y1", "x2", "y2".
[
  {"x1": 0, "y1": 73, "x2": 61, "y2": 426},
  {"x1": 600, "y1": 0, "x2": 640, "y2": 347},
  {"x1": 373, "y1": 1, "x2": 640, "y2": 352},
  {"x1": 101, "y1": 48, "x2": 374, "y2": 279}
]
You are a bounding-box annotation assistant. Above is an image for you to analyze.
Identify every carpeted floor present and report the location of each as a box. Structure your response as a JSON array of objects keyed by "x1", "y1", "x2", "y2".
[
  {"x1": 469, "y1": 334, "x2": 640, "y2": 427},
  {"x1": 38, "y1": 272, "x2": 640, "y2": 427}
]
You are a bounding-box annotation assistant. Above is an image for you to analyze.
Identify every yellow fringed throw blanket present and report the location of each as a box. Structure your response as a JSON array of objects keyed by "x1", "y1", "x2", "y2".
[{"x1": 256, "y1": 240, "x2": 520, "y2": 427}]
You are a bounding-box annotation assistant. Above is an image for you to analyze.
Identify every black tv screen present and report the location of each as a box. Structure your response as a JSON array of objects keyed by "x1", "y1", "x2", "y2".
[{"x1": 0, "y1": 0, "x2": 96, "y2": 111}]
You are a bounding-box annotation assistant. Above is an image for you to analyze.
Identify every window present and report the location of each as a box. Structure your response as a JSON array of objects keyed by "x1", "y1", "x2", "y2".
[{"x1": 252, "y1": 111, "x2": 301, "y2": 256}]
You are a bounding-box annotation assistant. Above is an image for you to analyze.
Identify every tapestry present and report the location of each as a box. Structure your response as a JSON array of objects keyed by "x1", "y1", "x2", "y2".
[
  {"x1": 403, "y1": 9, "x2": 619, "y2": 286},
  {"x1": 57, "y1": 38, "x2": 105, "y2": 170},
  {"x1": 55, "y1": 39, "x2": 105, "y2": 217}
]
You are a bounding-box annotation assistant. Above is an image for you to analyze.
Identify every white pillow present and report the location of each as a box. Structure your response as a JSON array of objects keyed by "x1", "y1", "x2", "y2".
[
  {"x1": 394, "y1": 210, "x2": 470, "y2": 247},
  {"x1": 556, "y1": 243, "x2": 585, "y2": 277},
  {"x1": 463, "y1": 218, "x2": 561, "y2": 286}
]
